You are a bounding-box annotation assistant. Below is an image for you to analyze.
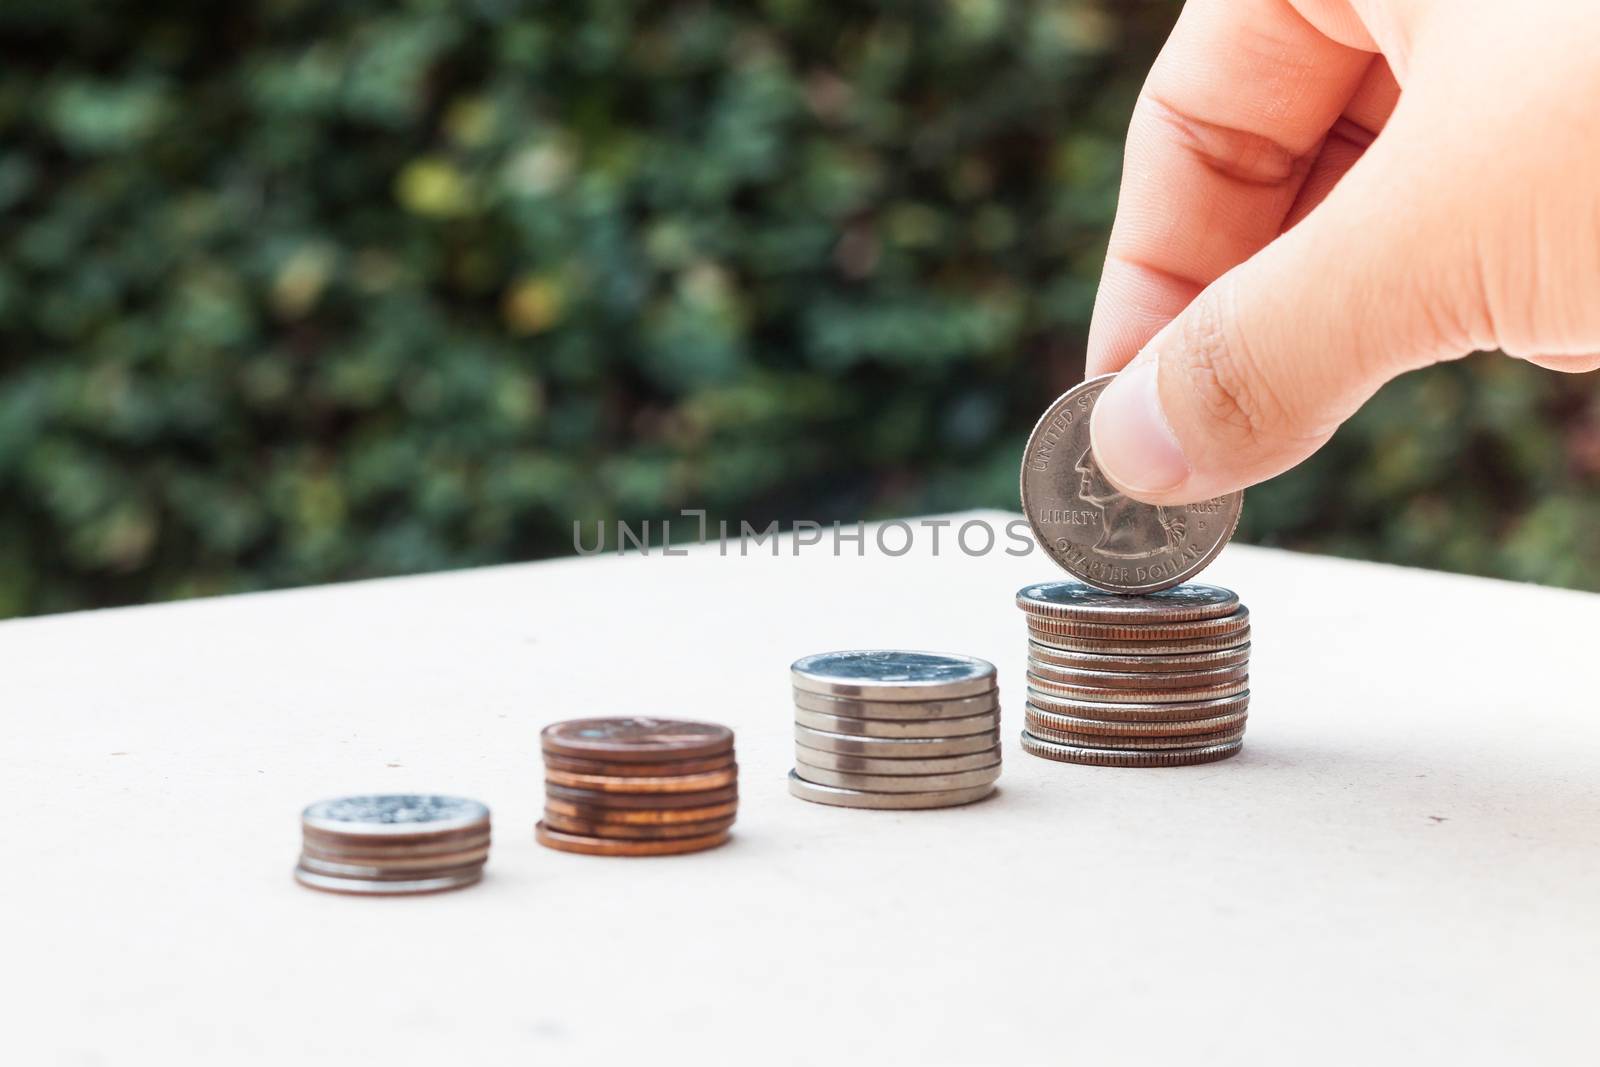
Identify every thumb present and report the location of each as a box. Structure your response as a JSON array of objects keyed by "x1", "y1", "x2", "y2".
[{"x1": 1086, "y1": 135, "x2": 1476, "y2": 507}]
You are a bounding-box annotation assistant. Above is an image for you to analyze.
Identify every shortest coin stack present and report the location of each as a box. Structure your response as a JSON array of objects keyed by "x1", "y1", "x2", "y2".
[
  {"x1": 1017, "y1": 581, "x2": 1252, "y2": 767},
  {"x1": 537, "y1": 717, "x2": 738, "y2": 856},
  {"x1": 789, "y1": 650, "x2": 1001, "y2": 809},
  {"x1": 295, "y1": 794, "x2": 491, "y2": 896}
]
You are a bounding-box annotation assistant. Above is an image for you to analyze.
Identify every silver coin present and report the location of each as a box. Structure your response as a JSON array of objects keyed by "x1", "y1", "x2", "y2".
[
  {"x1": 794, "y1": 724, "x2": 1002, "y2": 757},
  {"x1": 1028, "y1": 641, "x2": 1252, "y2": 673},
  {"x1": 1023, "y1": 705, "x2": 1248, "y2": 737},
  {"x1": 296, "y1": 854, "x2": 488, "y2": 879},
  {"x1": 793, "y1": 688, "x2": 999, "y2": 721},
  {"x1": 1027, "y1": 659, "x2": 1248, "y2": 690},
  {"x1": 793, "y1": 744, "x2": 1003, "y2": 774},
  {"x1": 1027, "y1": 691, "x2": 1249, "y2": 723},
  {"x1": 793, "y1": 707, "x2": 999, "y2": 738},
  {"x1": 1026, "y1": 672, "x2": 1249, "y2": 704},
  {"x1": 301, "y1": 794, "x2": 490, "y2": 839},
  {"x1": 790, "y1": 650, "x2": 998, "y2": 701},
  {"x1": 793, "y1": 761, "x2": 1002, "y2": 793},
  {"x1": 293, "y1": 864, "x2": 484, "y2": 896},
  {"x1": 786, "y1": 769, "x2": 996, "y2": 810},
  {"x1": 1022, "y1": 722, "x2": 1245, "y2": 750},
  {"x1": 1027, "y1": 625, "x2": 1252, "y2": 655},
  {"x1": 1020, "y1": 374, "x2": 1242, "y2": 593},
  {"x1": 1015, "y1": 581, "x2": 1239, "y2": 623},
  {"x1": 1020, "y1": 731, "x2": 1243, "y2": 767}
]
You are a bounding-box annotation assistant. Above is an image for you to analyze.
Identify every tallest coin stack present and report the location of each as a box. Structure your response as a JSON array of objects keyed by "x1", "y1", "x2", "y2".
[{"x1": 1017, "y1": 581, "x2": 1252, "y2": 766}]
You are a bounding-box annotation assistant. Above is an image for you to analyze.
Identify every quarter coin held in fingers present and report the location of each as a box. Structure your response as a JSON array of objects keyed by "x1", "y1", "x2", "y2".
[{"x1": 1020, "y1": 374, "x2": 1242, "y2": 593}]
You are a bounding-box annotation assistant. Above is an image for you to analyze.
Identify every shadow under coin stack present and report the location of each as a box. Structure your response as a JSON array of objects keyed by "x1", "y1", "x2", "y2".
[
  {"x1": 294, "y1": 794, "x2": 491, "y2": 895},
  {"x1": 789, "y1": 650, "x2": 1001, "y2": 809},
  {"x1": 1017, "y1": 582, "x2": 1252, "y2": 766},
  {"x1": 537, "y1": 717, "x2": 738, "y2": 856}
]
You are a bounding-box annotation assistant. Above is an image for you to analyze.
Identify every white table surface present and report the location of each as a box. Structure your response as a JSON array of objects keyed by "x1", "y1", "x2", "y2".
[{"x1": 6, "y1": 510, "x2": 1598, "y2": 1066}]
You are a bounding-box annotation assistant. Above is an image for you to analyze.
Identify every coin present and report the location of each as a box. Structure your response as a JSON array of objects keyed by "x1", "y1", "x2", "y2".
[
  {"x1": 542, "y1": 767, "x2": 738, "y2": 793},
  {"x1": 792, "y1": 707, "x2": 999, "y2": 738},
  {"x1": 792, "y1": 744, "x2": 1003, "y2": 775},
  {"x1": 541, "y1": 753, "x2": 736, "y2": 777},
  {"x1": 539, "y1": 812, "x2": 738, "y2": 840},
  {"x1": 1015, "y1": 581, "x2": 1239, "y2": 623},
  {"x1": 1022, "y1": 723, "x2": 1245, "y2": 750},
  {"x1": 298, "y1": 842, "x2": 492, "y2": 871},
  {"x1": 1027, "y1": 625, "x2": 1252, "y2": 655},
  {"x1": 790, "y1": 650, "x2": 997, "y2": 701},
  {"x1": 293, "y1": 866, "x2": 485, "y2": 896},
  {"x1": 297, "y1": 854, "x2": 489, "y2": 880},
  {"x1": 294, "y1": 793, "x2": 492, "y2": 896},
  {"x1": 1020, "y1": 374, "x2": 1242, "y2": 593},
  {"x1": 792, "y1": 761, "x2": 1002, "y2": 793},
  {"x1": 793, "y1": 724, "x2": 1002, "y2": 757},
  {"x1": 1022, "y1": 705, "x2": 1248, "y2": 737},
  {"x1": 544, "y1": 783, "x2": 737, "y2": 809},
  {"x1": 1027, "y1": 660, "x2": 1248, "y2": 690},
  {"x1": 1027, "y1": 691, "x2": 1249, "y2": 723},
  {"x1": 535, "y1": 822, "x2": 730, "y2": 857},
  {"x1": 1025, "y1": 606, "x2": 1250, "y2": 642},
  {"x1": 1025, "y1": 672, "x2": 1249, "y2": 704},
  {"x1": 301, "y1": 794, "x2": 490, "y2": 841},
  {"x1": 540, "y1": 718, "x2": 734, "y2": 763},
  {"x1": 786, "y1": 770, "x2": 996, "y2": 809},
  {"x1": 1019, "y1": 731, "x2": 1243, "y2": 767},
  {"x1": 1027, "y1": 641, "x2": 1252, "y2": 674},
  {"x1": 300, "y1": 828, "x2": 492, "y2": 858},
  {"x1": 543, "y1": 799, "x2": 739, "y2": 825},
  {"x1": 792, "y1": 688, "x2": 999, "y2": 722}
]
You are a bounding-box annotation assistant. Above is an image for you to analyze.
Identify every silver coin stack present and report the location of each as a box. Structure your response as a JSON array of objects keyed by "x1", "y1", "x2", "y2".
[
  {"x1": 788, "y1": 650, "x2": 1002, "y2": 809},
  {"x1": 1017, "y1": 582, "x2": 1251, "y2": 767},
  {"x1": 294, "y1": 794, "x2": 491, "y2": 895}
]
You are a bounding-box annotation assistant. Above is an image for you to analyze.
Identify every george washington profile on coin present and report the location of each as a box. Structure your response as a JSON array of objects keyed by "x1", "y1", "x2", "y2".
[
  {"x1": 1021, "y1": 374, "x2": 1241, "y2": 593},
  {"x1": 1073, "y1": 445, "x2": 1186, "y2": 559}
]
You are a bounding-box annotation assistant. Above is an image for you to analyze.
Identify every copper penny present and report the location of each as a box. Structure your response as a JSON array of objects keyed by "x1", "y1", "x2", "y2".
[
  {"x1": 539, "y1": 812, "x2": 737, "y2": 840},
  {"x1": 540, "y1": 717, "x2": 734, "y2": 763},
  {"x1": 535, "y1": 822, "x2": 731, "y2": 856},
  {"x1": 1025, "y1": 672, "x2": 1249, "y2": 704},
  {"x1": 540, "y1": 753, "x2": 736, "y2": 777},
  {"x1": 544, "y1": 783, "x2": 737, "y2": 809},
  {"x1": 1025, "y1": 606, "x2": 1250, "y2": 641},
  {"x1": 543, "y1": 799, "x2": 739, "y2": 825},
  {"x1": 542, "y1": 767, "x2": 738, "y2": 794}
]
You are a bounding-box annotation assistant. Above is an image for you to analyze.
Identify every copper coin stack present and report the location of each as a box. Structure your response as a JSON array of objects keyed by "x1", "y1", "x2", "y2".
[
  {"x1": 294, "y1": 794, "x2": 491, "y2": 896},
  {"x1": 536, "y1": 717, "x2": 738, "y2": 856},
  {"x1": 788, "y1": 650, "x2": 1002, "y2": 809},
  {"x1": 1017, "y1": 581, "x2": 1252, "y2": 767}
]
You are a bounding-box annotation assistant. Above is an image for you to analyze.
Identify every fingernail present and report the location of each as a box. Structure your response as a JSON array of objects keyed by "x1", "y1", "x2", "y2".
[{"x1": 1089, "y1": 360, "x2": 1190, "y2": 495}]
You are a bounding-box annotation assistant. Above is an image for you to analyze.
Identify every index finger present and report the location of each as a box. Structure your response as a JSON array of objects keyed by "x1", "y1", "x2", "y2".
[{"x1": 1085, "y1": 0, "x2": 1374, "y2": 375}]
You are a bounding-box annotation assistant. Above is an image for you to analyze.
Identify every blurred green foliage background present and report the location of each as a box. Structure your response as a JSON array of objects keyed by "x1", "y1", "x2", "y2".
[{"x1": 1, "y1": 0, "x2": 1597, "y2": 618}]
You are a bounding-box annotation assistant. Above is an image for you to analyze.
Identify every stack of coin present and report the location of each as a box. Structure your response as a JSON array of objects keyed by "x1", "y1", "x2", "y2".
[
  {"x1": 294, "y1": 794, "x2": 491, "y2": 896},
  {"x1": 788, "y1": 650, "x2": 1001, "y2": 809},
  {"x1": 1017, "y1": 582, "x2": 1251, "y2": 767},
  {"x1": 536, "y1": 717, "x2": 737, "y2": 856}
]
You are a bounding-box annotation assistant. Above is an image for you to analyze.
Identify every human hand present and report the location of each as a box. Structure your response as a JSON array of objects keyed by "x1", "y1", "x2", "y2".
[{"x1": 1084, "y1": 0, "x2": 1600, "y2": 505}]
